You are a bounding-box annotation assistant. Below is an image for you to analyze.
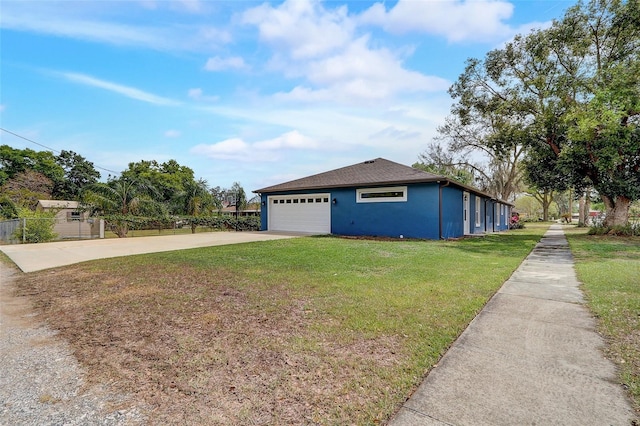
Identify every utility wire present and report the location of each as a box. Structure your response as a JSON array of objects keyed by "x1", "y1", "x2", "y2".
[{"x1": 0, "y1": 127, "x2": 121, "y2": 176}]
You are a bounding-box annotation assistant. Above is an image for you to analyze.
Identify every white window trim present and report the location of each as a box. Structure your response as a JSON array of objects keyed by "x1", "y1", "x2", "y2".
[
  {"x1": 496, "y1": 203, "x2": 500, "y2": 226},
  {"x1": 356, "y1": 186, "x2": 407, "y2": 203},
  {"x1": 475, "y1": 196, "x2": 481, "y2": 226}
]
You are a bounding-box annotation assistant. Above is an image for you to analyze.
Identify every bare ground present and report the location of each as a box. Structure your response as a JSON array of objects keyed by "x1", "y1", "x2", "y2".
[
  {"x1": 0, "y1": 263, "x2": 146, "y2": 425},
  {"x1": 7, "y1": 262, "x2": 408, "y2": 425}
]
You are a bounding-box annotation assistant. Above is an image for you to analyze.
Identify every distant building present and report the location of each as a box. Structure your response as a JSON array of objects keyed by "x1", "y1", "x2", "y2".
[{"x1": 36, "y1": 200, "x2": 104, "y2": 239}]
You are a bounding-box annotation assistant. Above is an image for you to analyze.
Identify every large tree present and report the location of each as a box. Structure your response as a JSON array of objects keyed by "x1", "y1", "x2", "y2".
[
  {"x1": 121, "y1": 159, "x2": 195, "y2": 208},
  {"x1": 446, "y1": 0, "x2": 640, "y2": 226},
  {"x1": 413, "y1": 143, "x2": 476, "y2": 186},
  {"x1": 0, "y1": 145, "x2": 64, "y2": 188},
  {"x1": 429, "y1": 95, "x2": 527, "y2": 202},
  {"x1": 53, "y1": 150, "x2": 101, "y2": 200},
  {"x1": 0, "y1": 170, "x2": 53, "y2": 209}
]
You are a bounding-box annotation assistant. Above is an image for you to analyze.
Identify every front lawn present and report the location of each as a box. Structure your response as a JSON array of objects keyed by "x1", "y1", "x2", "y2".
[
  {"x1": 12, "y1": 226, "x2": 547, "y2": 424},
  {"x1": 565, "y1": 227, "x2": 640, "y2": 413}
]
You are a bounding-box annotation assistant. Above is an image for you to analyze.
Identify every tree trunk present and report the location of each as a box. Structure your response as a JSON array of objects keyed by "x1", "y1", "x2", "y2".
[
  {"x1": 583, "y1": 196, "x2": 591, "y2": 226},
  {"x1": 602, "y1": 195, "x2": 632, "y2": 227},
  {"x1": 534, "y1": 189, "x2": 553, "y2": 221},
  {"x1": 578, "y1": 195, "x2": 586, "y2": 227},
  {"x1": 541, "y1": 192, "x2": 552, "y2": 222}
]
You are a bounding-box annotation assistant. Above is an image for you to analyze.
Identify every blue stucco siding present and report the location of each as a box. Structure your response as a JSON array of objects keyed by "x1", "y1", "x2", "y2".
[
  {"x1": 330, "y1": 184, "x2": 440, "y2": 239},
  {"x1": 259, "y1": 183, "x2": 507, "y2": 239},
  {"x1": 260, "y1": 193, "x2": 268, "y2": 231},
  {"x1": 495, "y1": 203, "x2": 511, "y2": 231},
  {"x1": 441, "y1": 185, "x2": 464, "y2": 238}
]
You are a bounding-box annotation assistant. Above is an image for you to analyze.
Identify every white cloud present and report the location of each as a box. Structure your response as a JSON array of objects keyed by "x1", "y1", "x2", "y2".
[
  {"x1": 190, "y1": 130, "x2": 319, "y2": 162},
  {"x1": 359, "y1": 0, "x2": 516, "y2": 42},
  {"x1": 242, "y1": 0, "x2": 354, "y2": 59},
  {"x1": 191, "y1": 138, "x2": 253, "y2": 162},
  {"x1": 242, "y1": 1, "x2": 448, "y2": 104},
  {"x1": 204, "y1": 56, "x2": 247, "y2": 71},
  {"x1": 1, "y1": 2, "x2": 230, "y2": 52},
  {"x1": 253, "y1": 130, "x2": 318, "y2": 150},
  {"x1": 57, "y1": 71, "x2": 181, "y2": 106},
  {"x1": 188, "y1": 88, "x2": 219, "y2": 102},
  {"x1": 178, "y1": 0, "x2": 203, "y2": 13},
  {"x1": 188, "y1": 88, "x2": 204, "y2": 99},
  {"x1": 273, "y1": 36, "x2": 449, "y2": 103},
  {"x1": 369, "y1": 126, "x2": 421, "y2": 141},
  {"x1": 164, "y1": 129, "x2": 181, "y2": 138}
]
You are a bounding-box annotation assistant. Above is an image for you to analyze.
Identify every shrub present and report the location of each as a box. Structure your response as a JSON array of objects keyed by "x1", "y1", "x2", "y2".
[
  {"x1": 13, "y1": 208, "x2": 58, "y2": 243},
  {"x1": 588, "y1": 222, "x2": 640, "y2": 236}
]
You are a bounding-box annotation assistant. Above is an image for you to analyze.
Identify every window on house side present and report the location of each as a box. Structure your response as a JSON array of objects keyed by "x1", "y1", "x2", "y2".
[
  {"x1": 356, "y1": 186, "x2": 407, "y2": 203},
  {"x1": 67, "y1": 211, "x2": 82, "y2": 222},
  {"x1": 475, "y1": 196, "x2": 481, "y2": 226}
]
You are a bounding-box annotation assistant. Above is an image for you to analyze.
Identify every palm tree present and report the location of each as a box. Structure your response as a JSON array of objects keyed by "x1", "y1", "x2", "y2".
[
  {"x1": 82, "y1": 177, "x2": 158, "y2": 237},
  {"x1": 173, "y1": 178, "x2": 217, "y2": 233}
]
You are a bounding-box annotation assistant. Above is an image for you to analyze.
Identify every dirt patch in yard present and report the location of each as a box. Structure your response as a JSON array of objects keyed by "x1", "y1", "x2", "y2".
[{"x1": 12, "y1": 262, "x2": 406, "y2": 425}]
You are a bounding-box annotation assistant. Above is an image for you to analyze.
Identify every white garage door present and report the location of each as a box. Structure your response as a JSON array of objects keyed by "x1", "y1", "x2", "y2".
[{"x1": 268, "y1": 193, "x2": 331, "y2": 233}]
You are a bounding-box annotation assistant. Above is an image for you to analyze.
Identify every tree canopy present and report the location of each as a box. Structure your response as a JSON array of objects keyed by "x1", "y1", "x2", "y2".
[
  {"x1": 0, "y1": 145, "x2": 64, "y2": 188},
  {"x1": 444, "y1": 0, "x2": 640, "y2": 226},
  {"x1": 121, "y1": 159, "x2": 195, "y2": 208},
  {"x1": 0, "y1": 145, "x2": 100, "y2": 203},
  {"x1": 54, "y1": 150, "x2": 101, "y2": 200}
]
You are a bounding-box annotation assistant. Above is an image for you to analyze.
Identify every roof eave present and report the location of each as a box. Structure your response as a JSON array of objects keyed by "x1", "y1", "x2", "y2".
[{"x1": 254, "y1": 177, "x2": 446, "y2": 194}]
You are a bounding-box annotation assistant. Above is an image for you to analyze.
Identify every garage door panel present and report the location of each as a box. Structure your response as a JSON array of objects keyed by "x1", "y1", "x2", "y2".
[{"x1": 268, "y1": 194, "x2": 331, "y2": 233}]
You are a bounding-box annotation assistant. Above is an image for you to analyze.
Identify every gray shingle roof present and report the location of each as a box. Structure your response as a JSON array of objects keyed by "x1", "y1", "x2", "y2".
[{"x1": 254, "y1": 158, "x2": 445, "y2": 193}]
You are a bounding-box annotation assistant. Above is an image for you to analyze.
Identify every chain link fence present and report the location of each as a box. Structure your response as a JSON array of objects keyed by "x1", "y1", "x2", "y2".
[{"x1": 0, "y1": 217, "x2": 104, "y2": 244}]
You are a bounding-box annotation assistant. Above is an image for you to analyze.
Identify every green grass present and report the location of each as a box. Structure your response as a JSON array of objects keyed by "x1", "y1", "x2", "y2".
[
  {"x1": 565, "y1": 227, "x2": 640, "y2": 413},
  {"x1": 14, "y1": 225, "x2": 548, "y2": 424}
]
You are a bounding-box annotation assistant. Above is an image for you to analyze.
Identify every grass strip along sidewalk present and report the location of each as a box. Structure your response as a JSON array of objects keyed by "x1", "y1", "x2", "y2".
[
  {"x1": 12, "y1": 226, "x2": 547, "y2": 424},
  {"x1": 566, "y1": 227, "x2": 640, "y2": 414}
]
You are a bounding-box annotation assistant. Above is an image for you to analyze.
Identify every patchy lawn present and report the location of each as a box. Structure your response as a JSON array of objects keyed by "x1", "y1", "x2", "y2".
[
  {"x1": 565, "y1": 227, "x2": 640, "y2": 414},
  {"x1": 11, "y1": 227, "x2": 546, "y2": 425}
]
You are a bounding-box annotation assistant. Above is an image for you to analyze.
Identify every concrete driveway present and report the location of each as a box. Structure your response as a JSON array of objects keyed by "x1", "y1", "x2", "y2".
[{"x1": 0, "y1": 231, "x2": 304, "y2": 273}]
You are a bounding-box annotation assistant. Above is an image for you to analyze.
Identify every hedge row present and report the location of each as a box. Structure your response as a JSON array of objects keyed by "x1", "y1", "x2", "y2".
[{"x1": 103, "y1": 215, "x2": 261, "y2": 232}]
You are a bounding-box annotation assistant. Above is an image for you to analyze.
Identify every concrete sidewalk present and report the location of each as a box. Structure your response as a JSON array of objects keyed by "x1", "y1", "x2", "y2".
[
  {"x1": 0, "y1": 231, "x2": 303, "y2": 273},
  {"x1": 390, "y1": 225, "x2": 637, "y2": 425}
]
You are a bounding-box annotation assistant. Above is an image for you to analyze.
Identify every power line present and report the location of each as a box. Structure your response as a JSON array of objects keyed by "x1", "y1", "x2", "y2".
[{"x1": 0, "y1": 127, "x2": 121, "y2": 176}]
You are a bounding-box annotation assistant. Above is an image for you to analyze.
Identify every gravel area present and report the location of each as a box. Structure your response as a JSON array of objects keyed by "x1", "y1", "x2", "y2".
[{"x1": 0, "y1": 265, "x2": 146, "y2": 425}]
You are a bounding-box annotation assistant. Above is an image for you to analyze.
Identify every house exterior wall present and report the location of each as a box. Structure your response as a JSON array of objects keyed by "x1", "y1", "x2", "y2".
[
  {"x1": 53, "y1": 209, "x2": 93, "y2": 239},
  {"x1": 486, "y1": 200, "x2": 497, "y2": 233},
  {"x1": 36, "y1": 203, "x2": 95, "y2": 239},
  {"x1": 260, "y1": 183, "x2": 503, "y2": 239},
  {"x1": 330, "y1": 184, "x2": 440, "y2": 239},
  {"x1": 495, "y1": 203, "x2": 511, "y2": 231},
  {"x1": 441, "y1": 185, "x2": 464, "y2": 239}
]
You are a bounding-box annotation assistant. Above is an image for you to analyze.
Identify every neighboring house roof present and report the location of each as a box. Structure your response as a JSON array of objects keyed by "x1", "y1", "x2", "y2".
[
  {"x1": 254, "y1": 158, "x2": 514, "y2": 206},
  {"x1": 37, "y1": 200, "x2": 80, "y2": 209}
]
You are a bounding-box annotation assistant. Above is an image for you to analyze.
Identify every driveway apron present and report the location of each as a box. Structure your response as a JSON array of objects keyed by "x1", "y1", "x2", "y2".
[
  {"x1": 390, "y1": 224, "x2": 637, "y2": 425},
  {"x1": 0, "y1": 231, "x2": 302, "y2": 273}
]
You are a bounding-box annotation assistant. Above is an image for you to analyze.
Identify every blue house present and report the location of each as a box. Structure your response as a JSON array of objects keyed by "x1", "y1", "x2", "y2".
[{"x1": 254, "y1": 158, "x2": 512, "y2": 239}]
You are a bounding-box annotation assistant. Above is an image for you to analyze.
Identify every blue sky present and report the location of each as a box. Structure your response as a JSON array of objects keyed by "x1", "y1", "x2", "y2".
[{"x1": 0, "y1": 0, "x2": 576, "y2": 194}]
